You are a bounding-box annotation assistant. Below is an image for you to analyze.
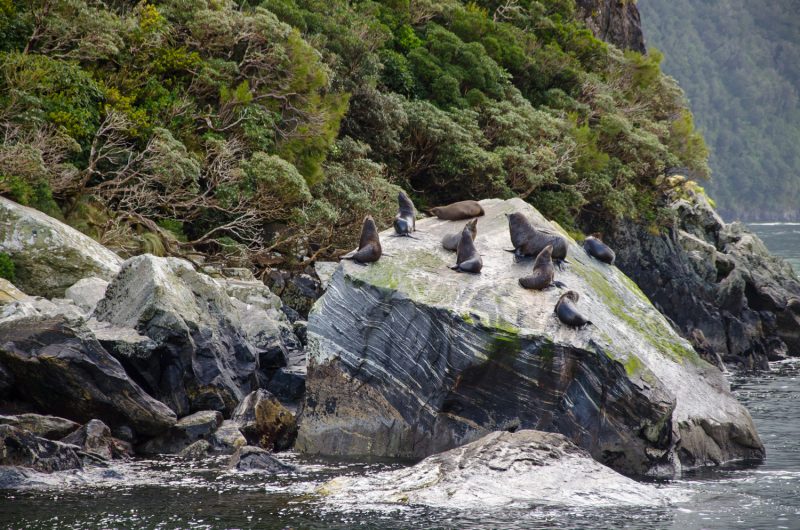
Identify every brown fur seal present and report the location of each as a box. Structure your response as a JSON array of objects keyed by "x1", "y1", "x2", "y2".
[
  {"x1": 505, "y1": 212, "x2": 568, "y2": 264},
  {"x1": 450, "y1": 224, "x2": 482, "y2": 273},
  {"x1": 583, "y1": 234, "x2": 615, "y2": 264},
  {"x1": 554, "y1": 291, "x2": 592, "y2": 328},
  {"x1": 518, "y1": 245, "x2": 566, "y2": 290},
  {"x1": 342, "y1": 215, "x2": 382, "y2": 264},
  {"x1": 442, "y1": 218, "x2": 477, "y2": 251},
  {"x1": 430, "y1": 200, "x2": 484, "y2": 221},
  {"x1": 393, "y1": 191, "x2": 416, "y2": 237}
]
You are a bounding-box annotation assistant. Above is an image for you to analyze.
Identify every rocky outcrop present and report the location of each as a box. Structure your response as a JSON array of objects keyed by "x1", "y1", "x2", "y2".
[
  {"x1": 61, "y1": 419, "x2": 131, "y2": 461},
  {"x1": 297, "y1": 198, "x2": 763, "y2": 477},
  {"x1": 0, "y1": 424, "x2": 82, "y2": 472},
  {"x1": 0, "y1": 307, "x2": 177, "y2": 437},
  {"x1": 137, "y1": 410, "x2": 223, "y2": 455},
  {"x1": 0, "y1": 414, "x2": 79, "y2": 440},
  {"x1": 0, "y1": 278, "x2": 26, "y2": 304},
  {"x1": 0, "y1": 197, "x2": 122, "y2": 298},
  {"x1": 576, "y1": 0, "x2": 646, "y2": 53},
  {"x1": 321, "y1": 430, "x2": 668, "y2": 508},
  {"x1": 608, "y1": 192, "x2": 800, "y2": 370},
  {"x1": 64, "y1": 277, "x2": 109, "y2": 314},
  {"x1": 231, "y1": 389, "x2": 297, "y2": 452},
  {"x1": 229, "y1": 445, "x2": 295, "y2": 472}
]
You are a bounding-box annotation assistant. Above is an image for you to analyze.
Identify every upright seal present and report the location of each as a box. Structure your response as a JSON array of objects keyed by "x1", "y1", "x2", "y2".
[
  {"x1": 393, "y1": 191, "x2": 417, "y2": 237},
  {"x1": 519, "y1": 245, "x2": 565, "y2": 290},
  {"x1": 554, "y1": 291, "x2": 592, "y2": 328},
  {"x1": 450, "y1": 224, "x2": 482, "y2": 273},
  {"x1": 430, "y1": 200, "x2": 484, "y2": 221},
  {"x1": 342, "y1": 215, "x2": 382, "y2": 264},
  {"x1": 583, "y1": 234, "x2": 615, "y2": 264},
  {"x1": 505, "y1": 212, "x2": 568, "y2": 264},
  {"x1": 442, "y1": 218, "x2": 477, "y2": 251}
]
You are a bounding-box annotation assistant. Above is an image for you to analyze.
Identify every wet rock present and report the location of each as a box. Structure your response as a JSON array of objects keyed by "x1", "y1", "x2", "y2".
[
  {"x1": 0, "y1": 313, "x2": 177, "y2": 437},
  {"x1": 230, "y1": 446, "x2": 295, "y2": 472},
  {"x1": 61, "y1": 419, "x2": 131, "y2": 460},
  {"x1": 93, "y1": 255, "x2": 265, "y2": 416},
  {"x1": 210, "y1": 420, "x2": 247, "y2": 454},
  {"x1": 298, "y1": 198, "x2": 764, "y2": 477},
  {"x1": 0, "y1": 424, "x2": 82, "y2": 472},
  {"x1": 608, "y1": 192, "x2": 800, "y2": 369},
  {"x1": 0, "y1": 414, "x2": 79, "y2": 440},
  {"x1": 138, "y1": 410, "x2": 223, "y2": 455},
  {"x1": 64, "y1": 277, "x2": 109, "y2": 314},
  {"x1": 231, "y1": 390, "x2": 297, "y2": 452},
  {"x1": 0, "y1": 361, "x2": 13, "y2": 398},
  {"x1": 0, "y1": 197, "x2": 122, "y2": 298},
  {"x1": 179, "y1": 439, "x2": 212, "y2": 460},
  {"x1": 267, "y1": 366, "x2": 305, "y2": 403},
  {"x1": 322, "y1": 430, "x2": 667, "y2": 509},
  {"x1": 268, "y1": 271, "x2": 324, "y2": 318},
  {"x1": 0, "y1": 278, "x2": 27, "y2": 305}
]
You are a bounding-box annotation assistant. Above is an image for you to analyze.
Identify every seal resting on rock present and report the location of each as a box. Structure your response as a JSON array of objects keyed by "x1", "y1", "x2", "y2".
[
  {"x1": 505, "y1": 212, "x2": 568, "y2": 265},
  {"x1": 583, "y1": 234, "x2": 615, "y2": 264},
  {"x1": 555, "y1": 291, "x2": 592, "y2": 328},
  {"x1": 342, "y1": 216, "x2": 382, "y2": 264},
  {"x1": 519, "y1": 245, "x2": 565, "y2": 290},
  {"x1": 430, "y1": 200, "x2": 484, "y2": 221},
  {"x1": 393, "y1": 191, "x2": 417, "y2": 237},
  {"x1": 442, "y1": 218, "x2": 477, "y2": 251},
  {"x1": 450, "y1": 224, "x2": 482, "y2": 273}
]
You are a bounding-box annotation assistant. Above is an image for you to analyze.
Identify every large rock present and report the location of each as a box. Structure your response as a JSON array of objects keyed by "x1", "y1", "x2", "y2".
[
  {"x1": 0, "y1": 424, "x2": 82, "y2": 472},
  {"x1": 231, "y1": 390, "x2": 298, "y2": 452},
  {"x1": 608, "y1": 191, "x2": 800, "y2": 369},
  {"x1": 93, "y1": 255, "x2": 269, "y2": 416},
  {"x1": 576, "y1": 0, "x2": 646, "y2": 53},
  {"x1": 0, "y1": 414, "x2": 79, "y2": 440},
  {"x1": 0, "y1": 310, "x2": 177, "y2": 437},
  {"x1": 0, "y1": 278, "x2": 27, "y2": 305},
  {"x1": 230, "y1": 446, "x2": 295, "y2": 472},
  {"x1": 321, "y1": 430, "x2": 668, "y2": 508},
  {"x1": 0, "y1": 197, "x2": 122, "y2": 298},
  {"x1": 60, "y1": 419, "x2": 131, "y2": 460},
  {"x1": 64, "y1": 277, "x2": 109, "y2": 314},
  {"x1": 298, "y1": 198, "x2": 763, "y2": 477},
  {"x1": 138, "y1": 410, "x2": 223, "y2": 455}
]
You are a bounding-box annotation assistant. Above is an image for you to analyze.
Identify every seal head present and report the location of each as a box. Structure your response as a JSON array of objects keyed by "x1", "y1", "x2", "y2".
[
  {"x1": 442, "y1": 218, "x2": 478, "y2": 251},
  {"x1": 555, "y1": 290, "x2": 592, "y2": 327}
]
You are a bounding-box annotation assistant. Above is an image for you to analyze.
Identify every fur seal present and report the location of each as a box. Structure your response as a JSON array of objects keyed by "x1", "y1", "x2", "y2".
[
  {"x1": 583, "y1": 234, "x2": 615, "y2": 264},
  {"x1": 518, "y1": 245, "x2": 565, "y2": 290},
  {"x1": 393, "y1": 191, "x2": 416, "y2": 237},
  {"x1": 342, "y1": 215, "x2": 382, "y2": 264},
  {"x1": 442, "y1": 218, "x2": 477, "y2": 251},
  {"x1": 554, "y1": 291, "x2": 592, "y2": 327},
  {"x1": 430, "y1": 200, "x2": 484, "y2": 221},
  {"x1": 505, "y1": 212, "x2": 568, "y2": 263},
  {"x1": 450, "y1": 224, "x2": 482, "y2": 273}
]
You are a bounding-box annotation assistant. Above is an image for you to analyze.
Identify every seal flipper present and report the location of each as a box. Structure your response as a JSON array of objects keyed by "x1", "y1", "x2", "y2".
[{"x1": 552, "y1": 281, "x2": 567, "y2": 289}]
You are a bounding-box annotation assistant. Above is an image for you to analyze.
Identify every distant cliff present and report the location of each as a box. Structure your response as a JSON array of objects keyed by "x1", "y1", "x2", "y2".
[{"x1": 576, "y1": 0, "x2": 646, "y2": 53}]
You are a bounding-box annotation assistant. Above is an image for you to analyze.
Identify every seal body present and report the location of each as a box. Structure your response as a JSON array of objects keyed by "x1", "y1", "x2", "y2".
[
  {"x1": 430, "y1": 200, "x2": 484, "y2": 221},
  {"x1": 506, "y1": 212, "x2": 568, "y2": 262},
  {"x1": 519, "y1": 245, "x2": 556, "y2": 290},
  {"x1": 555, "y1": 291, "x2": 592, "y2": 327},
  {"x1": 343, "y1": 215, "x2": 382, "y2": 264},
  {"x1": 442, "y1": 218, "x2": 478, "y2": 251},
  {"x1": 393, "y1": 191, "x2": 416, "y2": 236},
  {"x1": 583, "y1": 236, "x2": 615, "y2": 264},
  {"x1": 450, "y1": 224, "x2": 482, "y2": 273}
]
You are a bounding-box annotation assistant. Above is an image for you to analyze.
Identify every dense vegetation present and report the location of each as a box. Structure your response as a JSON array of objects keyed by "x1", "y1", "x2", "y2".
[
  {"x1": 640, "y1": 0, "x2": 800, "y2": 220},
  {"x1": 0, "y1": 0, "x2": 708, "y2": 270}
]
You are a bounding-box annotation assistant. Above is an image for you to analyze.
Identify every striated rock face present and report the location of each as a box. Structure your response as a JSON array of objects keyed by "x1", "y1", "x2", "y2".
[
  {"x1": 608, "y1": 193, "x2": 800, "y2": 370},
  {"x1": 0, "y1": 197, "x2": 122, "y2": 298},
  {"x1": 321, "y1": 430, "x2": 670, "y2": 508},
  {"x1": 0, "y1": 309, "x2": 177, "y2": 437},
  {"x1": 297, "y1": 198, "x2": 763, "y2": 477},
  {"x1": 576, "y1": 0, "x2": 646, "y2": 53}
]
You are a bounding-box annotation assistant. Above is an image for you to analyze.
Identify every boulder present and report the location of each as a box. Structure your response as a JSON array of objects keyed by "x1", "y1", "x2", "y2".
[
  {"x1": 61, "y1": 419, "x2": 131, "y2": 460},
  {"x1": 608, "y1": 192, "x2": 800, "y2": 369},
  {"x1": 231, "y1": 390, "x2": 298, "y2": 452},
  {"x1": 64, "y1": 277, "x2": 109, "y2": 314},
  {"x1": 0, "y1": 414, "x2": 79, "y2": 440},
  {"x1": 0, "y1": 278, "x2": 26, "y2": 305},
  {"x1": 0, "y1": 197, "x2": 122, "y2": 298},
  {"x1": 298, "y1": 198, "x2": 764, "y2": 477},
  {"x1": 0, "y1": 424, "x2": 82, "y2": 472},
  {"x1": 179, "y1": 439, "x2": 213, "y2": 460},
  {"x1": 137, "y1": 410, "x2": 223, "y2": 455},
  {"x1": 210, "y1": 420, "x2": 247, "y2": 454},
  {"x1": 93, "y1": 255, "x2": 260, "y2": 416},
  {"x1": 321, "y1": 430, "x2": 668, "y2": 509},
  {"x1": 230, "y1": 446, "x2": 295, "y2": 472},
  {"x1": 0, "y1": 312, "x2": 177, "y2": 437}
]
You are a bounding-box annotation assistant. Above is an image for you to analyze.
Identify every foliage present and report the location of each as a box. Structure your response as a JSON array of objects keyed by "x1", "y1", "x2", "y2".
[{"x1": 0, "y1": 252, "x2": 14, "y2": 281}]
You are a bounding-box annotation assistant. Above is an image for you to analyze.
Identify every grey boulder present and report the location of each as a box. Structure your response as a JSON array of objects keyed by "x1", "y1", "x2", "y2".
[
  {"x1": 138, "y1": 410, "x2": 223, "y2": 455},
  {"x1": 230, "y1": 446, "x2": 295, "y2": 472},
  {"x1": 64, "y1": 277, "x2": 109, "y2": 314},
  {"x1": 231, "y1": 389, "x2": 297, "y2": 451},
  {"x1": 61, "y1": 419, "x2": 131, "y2": 461},
  {"x1": 0, "y1": 424, "x2": 82, "y2": 472},
  {"x1": 0, "y1": 414, "x2": 79, "y2": 440}
]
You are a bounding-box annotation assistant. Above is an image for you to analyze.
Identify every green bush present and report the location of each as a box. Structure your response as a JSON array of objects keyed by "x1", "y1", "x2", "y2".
[{"x1": 0, "y1": 252, "x2": 14, "y2": 282}]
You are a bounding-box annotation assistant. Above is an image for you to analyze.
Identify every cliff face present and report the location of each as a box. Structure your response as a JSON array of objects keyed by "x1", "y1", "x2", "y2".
[{"x1": 576, "y1": 0, "x2": 646, "y2": 53}]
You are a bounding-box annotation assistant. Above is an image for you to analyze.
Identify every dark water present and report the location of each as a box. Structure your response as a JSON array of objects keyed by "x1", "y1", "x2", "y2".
[{"x1": 2, "y1": 226, "x2": 799, "y2": 529}]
